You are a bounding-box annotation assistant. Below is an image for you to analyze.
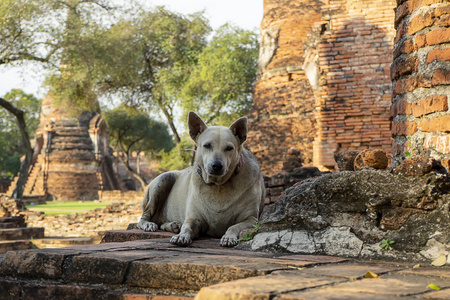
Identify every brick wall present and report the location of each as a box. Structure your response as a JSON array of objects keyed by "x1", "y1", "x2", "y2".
[
  {"x1": 246, "y1": 0, "x2": 323, "y2": 175},
  {"x1": 248, "y1": 0, "x2": 395, "y2": 173},
  {"x1": 391, "y1": 0, "x2": 450, "y2": 161},
  {"x1": 313, "y1": 0, "x2": 395, "y2": 169}
]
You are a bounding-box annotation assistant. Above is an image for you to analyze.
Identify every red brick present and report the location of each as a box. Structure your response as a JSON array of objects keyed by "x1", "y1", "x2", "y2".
[
  {"x1": 416, "y1": 0, "x2": 444, "y2": 8},
  {"x1": 434, "y1": 3, "x2": 450, "y2": 17},
  {"x1": 390, "y1": 102, "x2": 398, "y2": 118},
  {"x1": 432, "y1": 69, "x2": 450, "y2": 85},
  {"x1": 394, "y1": 39, "x2": 414, "y2": 59},
  {"x1": 424, "y1": 136, "x2": 450, "y2": 153},
  {"x1": 425, "y1": 27, "x2": 450, "y2": 45},
  {"x1": 398, "y1": 98, "x2": 413, "y2": 115},
  {"x1": 393, "y1": 75, "x2": 432, "y2": 95},
  {"x1": 392, "y1": 141, "x2": 406, "y2": 156},
  {"x1": 395, "y1": 1, "x2": 409, "y2": 28},
  {"x1": 408, "y1": 10, "x2": 435, "y2": 35},
  {"x1": 395, "y1": 22, "x2": 408, "y2": 44},
  {"x1": 392, "y1": 121, "x2": 418, "y2": 136},
  {"x1": 419, "y1": 115, "x2": 450, "y2": 132},
  {"x1": 391, "y1": 98, "x2": 413, "y2": 117},
  {"x1": 391, "y1": 56, "x2": 418, "y2": 79},
  {"x1": 412, "y1": 95, "x2": 448, "y2": 117},
  {"x1": 427, "y1": 47, "x2": 450, "y2": 63},
  {"x1": 435, "y1": 14, "x2": 450, "y2": 26},
  {"x1": 414, "y1": 34, "x2": 427, "y2": 49}
]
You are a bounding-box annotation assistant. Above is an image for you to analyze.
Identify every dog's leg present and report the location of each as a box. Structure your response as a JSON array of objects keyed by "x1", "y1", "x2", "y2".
[
  {"x1": 170, "y1": 218, "x2": 202, "y2": 246},
  {"x1": 220, "y1": 216, "x2": 258, "y2": 247},
  {"x1": 137, "y1": 172, "x2": 176, "y2": 232},
  {"x1": 160, "y1": 221, "x2": 181, "y2": 234}
]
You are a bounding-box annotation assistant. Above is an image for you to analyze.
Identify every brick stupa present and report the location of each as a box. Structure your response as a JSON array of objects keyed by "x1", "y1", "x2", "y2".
[{"x1": 8, "y1": 94, "x2": 124, "y2": 200}]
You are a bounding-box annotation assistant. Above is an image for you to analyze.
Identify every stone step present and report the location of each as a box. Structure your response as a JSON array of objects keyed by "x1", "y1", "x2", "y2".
[
  {"x1": 0, "y1": 240, "x2": 32, "y2": 254},
  {"x1": 0, "y1": 237, "x2": 336, "y2": 297},
  {"x1": 32, "y1": 237, "x2": 94, "y2": 249},
  {"x1": 1, "y1": 234, "x2": 449, "y2": 299},
  {"x1": 100, "y1": 229, "x2": 174, "y2": 244},
  {"x1": 0, "y1": 216, "x2": 26, "y2": 228},
  {"x1": 21, "y1": 195, "x2": 47, "y2": 206},
  {"x1": 0, "y1": 227, "x2": 45, "y2": 241}
]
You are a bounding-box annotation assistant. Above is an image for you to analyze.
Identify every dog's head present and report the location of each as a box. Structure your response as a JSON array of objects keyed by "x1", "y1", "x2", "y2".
[{"x1": 188, "y1": 111, "x2": 247, "y2": 185}]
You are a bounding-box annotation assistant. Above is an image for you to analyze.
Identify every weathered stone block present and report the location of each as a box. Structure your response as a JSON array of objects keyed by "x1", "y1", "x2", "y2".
[
  {"x1": 354, "y1": 149, "x2": 389, "y2": 171},
  {"x1": 0, "y1": 251, "x2": 67, "y2": 279},
  {"x1": 252, "y1": 169, "x2": 450, "y2": 258},
  {"x1": 393, "y1": 156, "x2": 437, "y2": 176},
  {"x1": 334, "y1": 150, "x2": 360, "y2": 171}
]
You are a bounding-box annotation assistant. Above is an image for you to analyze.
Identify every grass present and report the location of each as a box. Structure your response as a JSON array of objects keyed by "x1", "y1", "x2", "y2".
[{"x1": 26, "y1": 201, "x2": 110, "y2": 215}]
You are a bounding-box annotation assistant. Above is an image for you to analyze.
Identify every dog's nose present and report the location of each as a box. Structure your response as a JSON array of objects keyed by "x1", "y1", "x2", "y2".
[{"x1": 211, "y1": 161, "x2": 223, "y2": 174}]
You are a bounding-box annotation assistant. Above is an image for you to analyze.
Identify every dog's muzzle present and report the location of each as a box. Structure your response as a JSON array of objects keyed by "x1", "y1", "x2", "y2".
[{"x1": 208, "y1": 161, "x2": 224, "y2": 176}]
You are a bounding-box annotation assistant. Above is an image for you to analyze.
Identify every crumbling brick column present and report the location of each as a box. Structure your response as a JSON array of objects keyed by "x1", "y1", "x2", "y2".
[
  {"x1": 392, "y1": 0, "x2": 450, "y2": 162},
  {"x1": 248, "y1": 0, "x2": 396, "y2": 173},
  {"x1": 246, "y1": 0, "x2": 324, "y2": 176}
]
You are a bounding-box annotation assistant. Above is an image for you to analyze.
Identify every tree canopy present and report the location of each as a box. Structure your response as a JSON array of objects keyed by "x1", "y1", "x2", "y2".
[
  {"x1": 182, "y1": 24, "x2": 259, "y2": 125},
  {"x1": 104, "y1": 105, "x2": 174, "y2": 189},
  {"x1": 0, "y1": 89, "x2": 41, "y2": 179},
  {"x1": 94, "y1": 7, "x2": 212, "y2": 143}
]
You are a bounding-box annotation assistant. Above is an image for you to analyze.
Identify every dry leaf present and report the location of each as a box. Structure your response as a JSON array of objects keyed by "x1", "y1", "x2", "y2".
[
  {"x1": 431, "y1": 254, "x2": 447, "y2": 267},
  {"x1": 364, "y1": 271, "x2": 379, "y2": 278},
  {"x1": 428, "y1": 284, "x2": 441, "y2": 290},
  {"x1": 413, "y1": 264, "x2": 422, "y2": 269}
]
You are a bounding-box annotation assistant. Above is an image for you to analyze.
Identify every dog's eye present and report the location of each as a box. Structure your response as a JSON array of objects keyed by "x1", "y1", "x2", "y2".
[
  {"x1": 203, "y1": 143, "x2": 212, "y2": 150},
  {"x1": 225, "y1": 145, "x2": 234, "y2": 152}
]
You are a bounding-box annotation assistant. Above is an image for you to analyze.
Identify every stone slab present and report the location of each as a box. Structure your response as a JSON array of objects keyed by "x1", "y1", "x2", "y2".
[
  {"x1": 101, "y1": 229, "x2": 174, "y2": 243},
  {"x1": 0, "y1": 240, "x2": 32, "y2": 254},
  {"x1": 2, "y1": 235, "x2": 450, "y2": 299},
  {"x1": 32, "y1": 237, "x2": 93, "y2": 249},
  {"x1": 300, "y1": 262, "x2": 402, "y2": 280},
  {"x1": 195, "y1": 270, "x2": 346, "y2": 300},
  {"x1": 0, "y1": 227, "x2": 44, "y2": 241},
  {"x1": 319, "y1": 273, "x2": 450, "y2": 297},
  {"x1": 127, "y1": 254, "x2": 273, "y2": 290},
  {"x1": 279, "y1": 289, "x2": 405, "y2": 300},
  {"x1": 423, "y1": 289, "x2": 450, "y2": 299}
]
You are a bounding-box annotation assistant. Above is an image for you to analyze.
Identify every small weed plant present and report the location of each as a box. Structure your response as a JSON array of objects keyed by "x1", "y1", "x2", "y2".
[
  {"x1": 380, "y1": 239, "x2": 395, "y2": 250},
  {"x1": 238, "y1": 222, "x2": 261, "y2": 242}
]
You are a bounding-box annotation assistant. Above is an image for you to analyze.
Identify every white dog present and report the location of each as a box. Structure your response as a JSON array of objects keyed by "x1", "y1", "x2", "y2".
[{"x1": 138, "y1": 112, "x2": 265, "y2": 247}]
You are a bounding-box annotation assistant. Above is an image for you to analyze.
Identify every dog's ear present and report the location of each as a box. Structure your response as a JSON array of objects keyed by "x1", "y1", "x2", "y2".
[
  {"x1": 229, "y1": 117, "x2": 248, "y2": 144},
  {"x1": 188, "y1": 111, "x2": 207, "y2": 142}
]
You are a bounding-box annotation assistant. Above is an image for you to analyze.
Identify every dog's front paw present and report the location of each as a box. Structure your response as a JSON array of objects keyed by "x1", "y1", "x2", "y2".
[
  {"x1": 170, "y1": 234, "x2": 192, "y2": 246},
  {"x1": 220, "y1": 235, "x2": 238, "y2": 247},
  {"x1": 160, "y1": 221, "x2": 181, "y2": 234},
  {"x1": 138, "y1": 220, "x2": 158, "y2": 232}
]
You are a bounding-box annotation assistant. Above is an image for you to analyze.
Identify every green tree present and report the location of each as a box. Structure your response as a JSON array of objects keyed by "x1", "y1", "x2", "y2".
[
  {"x1": 104, "y1": 106, "x2": 174, "y2": 190},
  {"x1": 96, "y1": 7, "x2": 211, "y2": 143},
  {"x1": 44, "y1": 0, "x2": 116, "y2": 114},
  {"x1": 0, "y1": 90, "x2": 40, "y2": 183},
  {"x1": 182, "y1": 24, "x2": 259, "y2": 125},
  {"x1": 0, "y1": 0, "x2": 60, "y2": 66}
]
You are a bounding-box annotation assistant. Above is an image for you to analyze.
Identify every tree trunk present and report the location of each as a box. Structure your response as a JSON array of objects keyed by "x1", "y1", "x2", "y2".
[
  {"x1": 117, "y1": 153, "x2": 147, "y2": 191},
  {"x1": 0, "y1": 98, "x2": 33, "y2": 200},
  {"x1": 158, "y1": 104, "x2": 181, "y2": 144}
]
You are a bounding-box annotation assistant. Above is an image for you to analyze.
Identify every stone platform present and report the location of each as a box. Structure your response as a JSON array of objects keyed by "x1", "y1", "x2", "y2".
[{"x1": 0, "y1": 230, "x2": 449, "y2": 299}]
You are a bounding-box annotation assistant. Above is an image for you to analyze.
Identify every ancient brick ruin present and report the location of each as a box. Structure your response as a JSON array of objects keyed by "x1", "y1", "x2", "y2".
[
  {"x1": 391, "y1": 0, "x2": 450, "y2": 162},
  {"x1": 7, "y1": 94, "x2": 124, "y2": 200},
  {"x1": 247, "y1": 0, "x2": 396, "y2": 174}
]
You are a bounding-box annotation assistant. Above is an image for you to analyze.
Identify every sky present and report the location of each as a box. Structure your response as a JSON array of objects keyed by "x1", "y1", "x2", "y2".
[{"x1": 0, "y1": 0, "x2": 263, "y2": 99}]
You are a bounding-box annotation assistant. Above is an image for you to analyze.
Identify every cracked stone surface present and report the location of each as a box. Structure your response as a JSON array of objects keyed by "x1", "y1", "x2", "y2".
[
  {"x1": 1, "y1": 232, "x2": 449, "y2": 299},
  {"x1": 247, "y1": 169, "x2": 450, "y2": 261}
]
